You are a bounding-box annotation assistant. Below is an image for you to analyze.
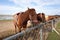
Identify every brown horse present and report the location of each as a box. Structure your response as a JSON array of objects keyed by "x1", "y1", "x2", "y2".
[
  {"x1": 13, "y1": 8, "x2": 38, "y2": 33},
  {"x1": 45, "y1": 16, "x2": 56, "y2": 21},
  {"x1": 26, "y1": 13, "x2": 46, "y2": 28},
  {"x1": 37, "y1": 13, "x2": 46, "y2": 23}
]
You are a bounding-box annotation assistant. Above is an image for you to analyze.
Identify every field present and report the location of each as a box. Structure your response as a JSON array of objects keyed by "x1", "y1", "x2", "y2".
[
  {"x1": 47, "y1": 21, "x2": 60, "y2": 40},
  {"x1": 0, "y1": 20, "x2": 15, "y2": 39},
  {"x1": 0, "y1": 20, "x2": 60, "y2": 40}
]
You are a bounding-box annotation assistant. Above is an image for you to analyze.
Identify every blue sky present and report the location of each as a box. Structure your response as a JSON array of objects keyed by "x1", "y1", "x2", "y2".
[{"x1": 0, "y1": 0, "x2": 60, "y2": 15}]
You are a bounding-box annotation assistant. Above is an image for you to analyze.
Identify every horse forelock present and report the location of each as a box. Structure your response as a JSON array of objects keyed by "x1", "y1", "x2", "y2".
[{"x1": 27, "y1": 8, "x2": 35, "y2": 13}]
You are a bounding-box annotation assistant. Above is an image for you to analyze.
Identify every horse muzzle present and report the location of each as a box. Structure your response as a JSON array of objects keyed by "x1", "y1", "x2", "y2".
[{"x1": 32, "y1": 20, "x2": 38, "y2": 24}]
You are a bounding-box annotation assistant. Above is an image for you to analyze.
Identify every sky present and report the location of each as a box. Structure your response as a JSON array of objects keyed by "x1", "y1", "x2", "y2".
[{"x1": 0, "y1": 0, "x2": 60, "y2": 15}]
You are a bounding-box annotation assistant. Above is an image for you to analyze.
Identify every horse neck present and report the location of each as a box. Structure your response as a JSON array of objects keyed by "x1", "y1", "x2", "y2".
[{"x1": 19, "y1": 12, "x2": 29, "y2": 25}]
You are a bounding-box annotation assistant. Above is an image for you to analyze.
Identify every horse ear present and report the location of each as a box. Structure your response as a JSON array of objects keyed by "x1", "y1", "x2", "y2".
[
  {"x1": 42, "y1": 13, "x2": 44, "y2": 15},
  {"x1": 28, "y1": 7, "x2": 29, "y2": 10}
]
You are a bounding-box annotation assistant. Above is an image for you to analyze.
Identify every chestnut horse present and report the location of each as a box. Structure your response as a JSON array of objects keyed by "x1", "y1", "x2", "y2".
[
  {"x1": 13, "y1": 8, "x2": 38, "y2": 33},
  {"x1": 37, "y1": 13, "x2": 46, "y2": 23},
  {"x1": 26, "y1": 13, "x2": 46, "y2": 28},
  {"x1": 45, "y1": 16, "x2": 57, "y2": 21}
]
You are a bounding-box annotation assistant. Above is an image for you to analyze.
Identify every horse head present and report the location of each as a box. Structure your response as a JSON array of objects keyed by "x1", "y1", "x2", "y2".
[
  {"x1": 27, "y1": 8, "x2": 39, "y2": 25},
  {"x1": 37, "y1": 13, "x2": 45, "y2": 23}
]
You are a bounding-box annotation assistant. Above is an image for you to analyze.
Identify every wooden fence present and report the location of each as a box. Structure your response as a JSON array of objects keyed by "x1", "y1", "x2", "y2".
[{"x1": 3, "y1": 18, "x2": 60, "y2": 40}]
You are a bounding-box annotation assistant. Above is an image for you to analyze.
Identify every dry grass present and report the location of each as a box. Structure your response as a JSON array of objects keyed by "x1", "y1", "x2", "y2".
[
  {"x1": 0, "y1": 20, "x2": 50, "y2": 40},
  {"x1": 0, "y1": 20, "x2": 15, "y2": 39}
]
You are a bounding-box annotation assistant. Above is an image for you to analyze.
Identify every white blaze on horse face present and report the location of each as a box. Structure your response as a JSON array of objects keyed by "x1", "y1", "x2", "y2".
[{"x1": 27, "y1": 20, "x2": 32, "y2": 28}]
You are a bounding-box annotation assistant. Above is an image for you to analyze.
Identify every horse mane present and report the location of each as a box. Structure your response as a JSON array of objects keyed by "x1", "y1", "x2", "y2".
[{"x1": 24, "y1": 8, "x2": 35, "y2": 14}]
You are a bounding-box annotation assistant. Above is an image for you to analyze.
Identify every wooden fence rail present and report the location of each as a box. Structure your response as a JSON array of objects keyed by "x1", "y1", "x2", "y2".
[{"x1": 3, "y1": 18, "x2": 60, "y2": 40}]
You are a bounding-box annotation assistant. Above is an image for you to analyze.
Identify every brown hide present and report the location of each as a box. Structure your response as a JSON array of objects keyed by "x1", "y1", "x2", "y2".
[
  {"x1": 13, "y1": 8, "x2": 38, "y2": 33},
  {"x1": 37, "y1": 13, "x2": 45, "y2": 23}
]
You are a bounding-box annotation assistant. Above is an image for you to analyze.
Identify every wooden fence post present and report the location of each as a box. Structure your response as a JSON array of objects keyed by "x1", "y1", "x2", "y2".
[
  {"x1": 39, "y1": 25, "x2": 43, "y2": 40},
  {"x1": 52, "y1": 19, "x2": 60, "y2": 36},
  {"x1": 52, "y1": 20, "x2": 54, "y2": 32}
]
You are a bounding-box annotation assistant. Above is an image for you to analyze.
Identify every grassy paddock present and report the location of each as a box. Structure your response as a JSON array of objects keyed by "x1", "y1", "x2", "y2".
[
  {"x1": 47, "y1": 31, "x2": 60, "y2": 40},
  {"x1": 47, "y1": 21, "x2": 60, "y2": 40}
]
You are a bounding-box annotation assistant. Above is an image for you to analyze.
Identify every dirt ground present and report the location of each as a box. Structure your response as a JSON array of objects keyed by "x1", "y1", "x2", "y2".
[{"x1": 0, "y1": 20, "x2": 15, "y2": 39}]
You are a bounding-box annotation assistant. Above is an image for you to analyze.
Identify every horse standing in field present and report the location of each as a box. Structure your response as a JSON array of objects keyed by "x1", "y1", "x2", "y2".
[
  {"x1": 45, "y1": 16, "x2": 57, "y2": 21},
  {"x1": 13, "y1": 8, "x2": 38, "y2": 33}
]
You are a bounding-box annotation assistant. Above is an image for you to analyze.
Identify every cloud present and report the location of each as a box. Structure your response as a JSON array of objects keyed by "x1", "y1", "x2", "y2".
[
  {"x1": 0, "y1": 5, "x2": 28, "y2": 15},
  {"x1": 8, "y1": 0, "x2": 60, "y2": 10},
  {"x1": 0, "y1": 5, "x2": 20, "y2": 10},
  {"x1": 0, "y1": 0, "x2": 60, "y2": 15},
  {"x1": 9, "y1": 0, "x2": 60, "y2": 7}
]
